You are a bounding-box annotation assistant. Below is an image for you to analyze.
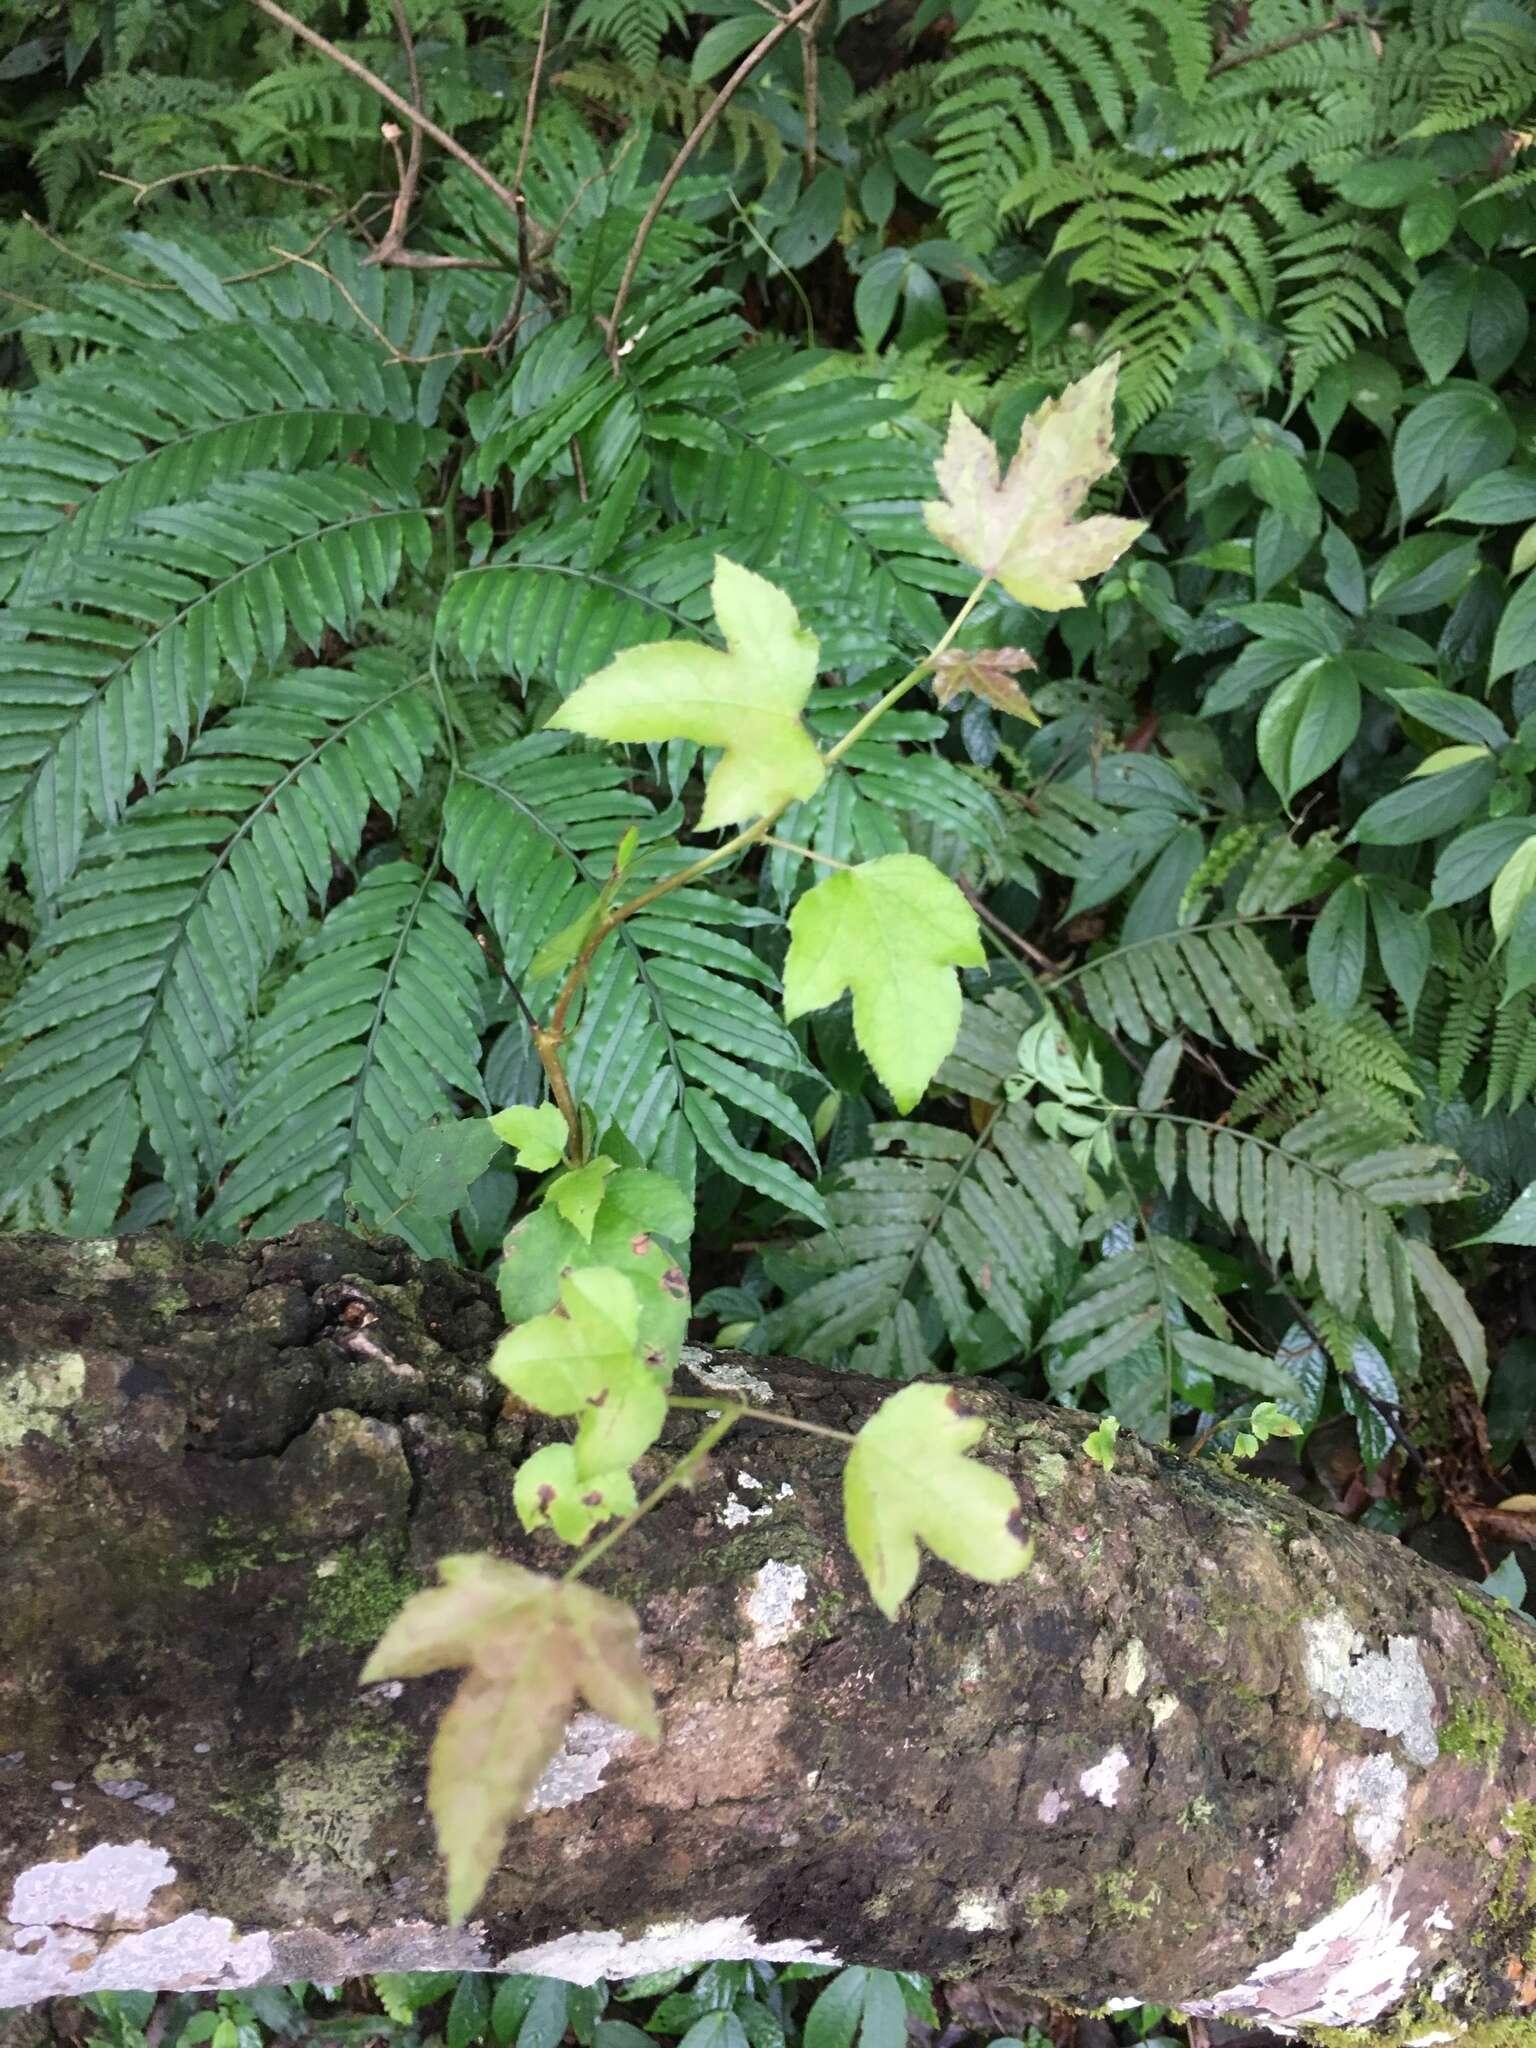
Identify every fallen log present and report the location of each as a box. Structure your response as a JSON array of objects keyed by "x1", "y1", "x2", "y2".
[{"x1": 1, "y1": 1225, "x2": 1533, "y2": 2043}]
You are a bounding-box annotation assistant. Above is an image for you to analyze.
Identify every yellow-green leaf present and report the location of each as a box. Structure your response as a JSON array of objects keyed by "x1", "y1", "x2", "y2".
[
  {"x1": 362, "y1": 1555, "x2": 658, "y2": 1922},
  {"x1": 923, "y1": 358, "x2": 1146, "y2": 610},
  {"x1": 1408, "y1": 743, "x2": 1490, "y2": 778},
  {"x1": 842, "y1": 1383, "x2": 1032, "y2": 1619},
  {"x1": 547, "y1": 557, "x2": 824, "y2": 830},
  {"x1": 1492, "y1": 835, "x2": 1536, "y2": 947},
  {"x1": 513, "y1": 1443, "x2": 639, "y2": 1544},
  {"x1": 490, "y1": 1266, "x2": 666, "y2": 1476},
  {"x1": 782, "y1": 854, "x2": 985, "y2": 1113},
  {"x1": 490, "y1": 1103, "x2": 569, "y2": 1172},
  {"x1": 544, "y1": 1156, "x2": 617, "y2": 1240}
]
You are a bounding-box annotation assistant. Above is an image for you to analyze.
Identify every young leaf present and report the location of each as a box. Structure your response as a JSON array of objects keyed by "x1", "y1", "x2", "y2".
[
  {"x1": 491, "y1": 1103, "x2": 570, "y2": 1173},
  {"x1": 513, "y1": 1443, "x2": 639, "y2": 1545},
  {"x1": 1083, "y1": 1414, "x2": 1119, "y2": 1472},
  {"x1": 783, "y1": 854, "x2": 985, "y2": 1112},
  {"x1": 490, "y1": 1266, "x2": 667, "y2": 1475},
  {"x1": 842, "y1": 1382, "x2": 1032, "y2": 1619},
  {"x1": 361, "y1": 1556, "x2": 659, "y2": 1922},
  {"x1": 923, "y1": 358, "x2": 1147, "y2": 609},
  {"x1": 544, "y1": 1157, "x2": 618, "y2": 1240},
  {"x1": 930, "y1": 646, "x2": 1040, "y2": 723},
  {"x1": 548, "y1": 557, "x2": 825, "y2": 830}
]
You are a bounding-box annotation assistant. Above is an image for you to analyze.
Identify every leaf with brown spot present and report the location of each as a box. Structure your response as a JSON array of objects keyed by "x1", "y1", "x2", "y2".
[
  {"x1": 843, "y1": 1382, "x2": 1033, "y2": 1619},
  {"x1": 362, "y1": 1554, "x2": 658, "y2": 1923},
  {"x1": 931, "y1": 646, "x2": 1040, "y2": 723},
  {"x1": 923, "y1": 357, "x2": 1146, "y2": 610}
]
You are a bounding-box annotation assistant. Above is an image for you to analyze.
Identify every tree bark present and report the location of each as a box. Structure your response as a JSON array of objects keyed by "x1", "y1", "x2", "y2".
[{"x1": 1, "y1": 1226, "x2": 1534, "y2": 2041}]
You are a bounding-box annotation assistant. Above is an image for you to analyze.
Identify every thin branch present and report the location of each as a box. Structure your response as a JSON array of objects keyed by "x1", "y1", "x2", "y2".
[
  {"x1": 267, "y1": 244, "x2": 504, "y2": 363},
  {"x1": 799, "y1": 0, "x2": 823, "y2": 184},
  {"x1": 101, "y1": 162, "x2": 338, "y2": 207},
  {"x1": 370, "y1": 0, "x2": 424, "y2": 262},
  {"x1": 245, "y1": 0, "x2": 522, "y2": 218},
  {"x1": 485, "y1": 0, "x2": 555, "y2": 351},
  {"x1": 603, "y1": 0, "x2": 823, "y2": 362},
  {"x1": 1210, "y1": 9, "x2": 1369, "y2": 75},
  {"x1": 956, "y1": 875, "x2": 1061, "y2": 973},
  {"x1": 22, "y1": 212, "x2": 175, "y2": 288}
]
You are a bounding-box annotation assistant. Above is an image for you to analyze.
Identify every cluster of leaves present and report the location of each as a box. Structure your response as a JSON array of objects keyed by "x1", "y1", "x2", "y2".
[
  {"x1": 58, "y1": 1959, "x2": 1082, "y2": 2048},
  {"x1": 4, "y1": 0, "x2": 1536, "y2": 1974}
]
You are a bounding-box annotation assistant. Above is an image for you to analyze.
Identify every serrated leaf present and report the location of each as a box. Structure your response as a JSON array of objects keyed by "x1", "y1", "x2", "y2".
[
  {"x1": 490, "y1": 1266, "x2": 667, "y2": 1476},
  {"x1": 514, "y1": 1443, "x2": 640, "y2": 1544},
  {"x1": 548, "y1": 557, "x2": 824, "y2": 830},
  {"x1": 783, "y1": 855, "x2": 985, "y2": 1113},
  {"x1": 923, "y1": 359, "x2": 1146, "y2": 609},
  {"x1": 930, "y1": 646, "x2": 1040, "y2": 722},
  {"x1": 361, "y1": 1555, "x2": 659, "y2": 1922},
  {"x1": 842, "y1": 1382, "x2": 1032, "y2": 1619},
  {"x1": 491, "y1": 1103, "x2": 570, "y2": 1172},
  {"x1": 545, "y1": 1156, "x2": 618, "y2": 1240}
]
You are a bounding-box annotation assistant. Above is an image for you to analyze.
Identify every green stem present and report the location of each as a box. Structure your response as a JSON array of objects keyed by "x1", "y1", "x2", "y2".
[
  {"x1": 563, "y1": 1406, "x2": 743, "y2": 1583},
  {"x1": 668, "y1": 1394, "x2": 858, "y2": 1444},
  {"x1": 542, "y1": 571, "x2": 994, "y2": 1049},
  {"x1": 822, "y1": 578, "x2": 991, "y2": 766}
]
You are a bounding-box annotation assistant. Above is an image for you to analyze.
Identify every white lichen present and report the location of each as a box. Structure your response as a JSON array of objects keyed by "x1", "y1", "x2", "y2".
[
  {"x1": 949, "y1": 1890, "x2": 1004, "y2": 1932},
  {"x1": 681, "y1": 1348, "x2": 775, "y2": 1404},
  {"x1": 1182, "y1": 1875, "x2": 1417, "y2": 2030},
  {"x1": 1149, "y1": 1692, "x2": 1179, "y2": 1728},
  {"x1": 1300, "y1": 1611, "x2": 1438, "y2": 1768},
  {"x1": 1037, "y1": 1788, "x2": 1068, "y2": 1824},
  {"x1": 0, "y1": 1351, "x2": 85, "y2": 1451},
  {"x1": 1078, "y1": 1748, "x2": 1131, "y2": 1808},
  {"x1": 1332, "y1": 1753, "x2": 1409, "y2": 1867},
  {"x1": 8, "y1": 1842, "x2": 174, "y2": 1929},
  {"x1": 0, "y1": 1916, "x2": 273, "y2": 2001},
  {"x1": 527, "y1": 1714, "x2": 637, "y2": 1813},
  {"x1": 743, "y1": 1562, "x2": 808, "y2": 1648},
  {"x1": 500, "y1": 1917, "x2": 839, "y2": 1984}
]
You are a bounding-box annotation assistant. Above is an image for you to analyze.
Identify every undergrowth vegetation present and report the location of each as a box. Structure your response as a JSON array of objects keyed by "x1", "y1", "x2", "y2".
[{"x1": 3, "y1": 0, "x2": 1536, "y2": 2033}]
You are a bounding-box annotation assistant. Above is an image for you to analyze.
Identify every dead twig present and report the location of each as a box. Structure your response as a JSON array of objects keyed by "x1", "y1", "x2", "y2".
[
  {"x1": 603, "y1": 0, "x2": 823, "y2": 364},
  {"x1": 486, "y1": 0, "x2": 555, "y2": 353},
  {"x1": 245, "y1": 0, "x2": 522, "y2": 220},
  {"x1": 369, "y1": 0, "x2": 425, "y2": 263}
]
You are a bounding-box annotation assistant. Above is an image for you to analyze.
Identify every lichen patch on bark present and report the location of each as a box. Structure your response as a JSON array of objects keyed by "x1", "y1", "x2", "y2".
[{"x1": 498, "y1": 1916, "x2": 841, "y2": 1983}]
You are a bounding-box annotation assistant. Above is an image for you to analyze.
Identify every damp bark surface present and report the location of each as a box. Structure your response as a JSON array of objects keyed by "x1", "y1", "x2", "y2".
[{"x1": 3, "y1": 1226, "x2": 1536, "y2": 2042}]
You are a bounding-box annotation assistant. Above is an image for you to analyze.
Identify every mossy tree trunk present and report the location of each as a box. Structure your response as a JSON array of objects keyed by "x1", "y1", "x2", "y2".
[{"x1": 1, "y1": 1226, "x2": 1534, "y2": 2043}]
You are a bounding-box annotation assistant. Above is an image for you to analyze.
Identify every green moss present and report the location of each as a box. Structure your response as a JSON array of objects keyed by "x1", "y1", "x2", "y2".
[
  {"x1": 1178, "y1": 1796, "x2": 1215, "y2": 1830},
  {"x1": 1018, "y1": 1888, "x2": 1070, "y2": 1922},
  {"x1": 1457, "y1": 1587, "x2": 1536, "y2": 1723},
  {"x1": 1093, "y1": 1871, "x2": 1160, "y2": 1924},
  {"x1": 1439, "y1": 1695, "x2": 1506, "y2": 1765},
  {"x1": 177, "y1": 1513, "x2": 292, "y2": 1588},
  {"x1": 272, "y1": 1719, "x2": 408, "y2": 1881},
  {"x1": 301, "y1": 1539, "x2": 418, "y2": 1652},
  {"x1": 1331, "y1": 1851, "x2": 1363, "y2": 1908},
  {"x1": 1311, "y1": 1996, "x2": 1536, "y2": 2048},
  {"x1": 1493, "y1": 1799, "x2": 1536, "y2": 1925}
]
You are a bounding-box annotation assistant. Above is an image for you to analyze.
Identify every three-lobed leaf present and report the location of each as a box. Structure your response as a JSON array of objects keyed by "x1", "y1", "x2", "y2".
[
  {"x1": 362, "y1": 1555, "x2": 658, "y2": 1923},
  {"x1": 842, "y1": 1382, "x2": 1032, "y2": 1619},
  {"x1": 783, "y1": 854, "x2": 984, "y2": 1113},
  {"x1": 490, "y1": 1266, "x2": 667, "y2": 1478},
  {"x1": 549, "y1": 557, "x2": 824, "y2": 830}
]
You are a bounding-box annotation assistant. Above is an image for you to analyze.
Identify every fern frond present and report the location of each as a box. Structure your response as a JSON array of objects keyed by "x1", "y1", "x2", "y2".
[
  {"x1": 0, "y1": 466, "x2": 431, "y2": 902},
  {"x1": 211, "y1": 859, "x2": 489, "y2": 1256},
  {"x1": 1067, "y1": 921, "x2": 1296, "y2": 1053},
  {"x1": 443, "y1": 745, "x2": 824, "y2": 1216},
  {"x1": 0, "y1": 660, "x2": 438, "y2": 1229},
  {"x1": 1139, "y1": 1102, "x2": 1467, "y2": 1338}
]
